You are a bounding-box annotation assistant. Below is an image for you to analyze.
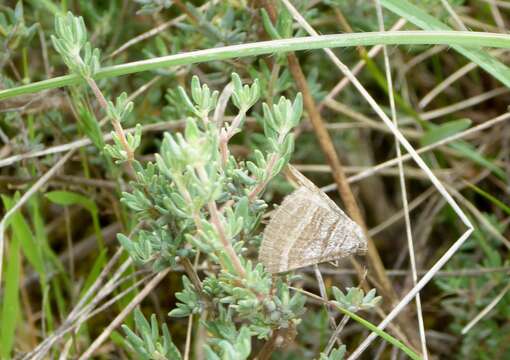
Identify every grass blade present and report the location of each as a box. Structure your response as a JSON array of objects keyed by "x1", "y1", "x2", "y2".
[
  {"x1": 450, "y1": 142, "x2": 506, "y2": 180},
  {"x1": 0, "y1": 196, "x2": 22, "y2": 359},
  {"x1": 335, "y1": 305, "x2": 422, "y2": 360},
  {"x1": 465, "y1": 182, "x2": 510, "y2": 216},
  {"x1": 1, "y1": 31, "x2": 510, "y2": 100},
  {"x1": 420, "y1": 119, "x2": 472, "y2": 147},
  {"x1": 380, "y1": 0, "x2": 510, "y2": 88}
]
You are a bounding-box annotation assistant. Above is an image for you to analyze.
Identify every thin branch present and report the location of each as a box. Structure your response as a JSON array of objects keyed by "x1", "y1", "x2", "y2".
[
  {"x1": 419, "y1": 87, "x2": 510, "y2": 121},
  {"x1": 439, "y1": 0, "x2": 468, "y2": 30},
  {"x1": 324, "y1": 315, "x2": 349, "y2": 355}
]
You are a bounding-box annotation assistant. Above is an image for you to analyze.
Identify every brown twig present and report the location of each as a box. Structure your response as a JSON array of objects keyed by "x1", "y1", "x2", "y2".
[{"x1": 181, "y1": 256, "x2": 204, "y2": 293}]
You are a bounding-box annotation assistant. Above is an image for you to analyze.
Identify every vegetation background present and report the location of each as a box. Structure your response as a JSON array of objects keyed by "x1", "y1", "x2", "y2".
[{"x1": 0, "y1": 0, "x2": 509, "y2": 359}]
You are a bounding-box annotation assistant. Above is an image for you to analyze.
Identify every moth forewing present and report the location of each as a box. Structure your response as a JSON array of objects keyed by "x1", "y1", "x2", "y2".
[
  {"x1": 286, "y1": 165, "x2": 351, "y2": 217},
  {"x1": 259, "y1": 166, "x2": 367, "y2": 273}
]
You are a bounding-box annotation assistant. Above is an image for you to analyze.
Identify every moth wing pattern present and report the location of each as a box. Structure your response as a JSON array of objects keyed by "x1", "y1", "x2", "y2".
[
  {"x1": 259, "y1": 187, "x2": 314, "y2": 273},
  {"x1": 285, "y1": 165, "x2": 367, "y2": 252},
  {"x1": 259, "y1": 171, "x2": 367, "y2": 273},
  {"x1": 286, "y1": 165, "x2": 350, "y2": 217}
]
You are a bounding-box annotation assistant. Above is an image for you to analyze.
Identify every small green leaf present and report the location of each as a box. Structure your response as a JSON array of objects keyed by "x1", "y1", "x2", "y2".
[
  {"x1": 45, "y1": 190, "x2": 96, "y2": 213},
  {"x1": 260, "y1": 9, "x2": 280, "y2": 39},
  {"x1": 420, "y1": 119, "x2": 472, "y2": 146}
]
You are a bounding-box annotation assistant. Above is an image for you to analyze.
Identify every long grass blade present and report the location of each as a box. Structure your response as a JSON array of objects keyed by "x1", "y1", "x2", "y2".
[
  {"x1": 1, "y1": 31, "x2": 510, "y2": 100},
  {"x1": 1, "y1": 196, "x2": 23, "y2": 359},
  {"x1": 380, "y1": 0, "x2": 510, "y2": 88}
]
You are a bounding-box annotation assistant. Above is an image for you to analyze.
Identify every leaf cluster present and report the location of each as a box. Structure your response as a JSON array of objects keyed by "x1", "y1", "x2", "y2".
[{"x1": 51, "y1": 12, "x2": 100, "y2": 78}]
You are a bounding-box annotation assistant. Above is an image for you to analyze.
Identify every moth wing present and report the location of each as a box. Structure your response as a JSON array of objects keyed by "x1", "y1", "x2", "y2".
[
  {"x1": 259, "y1": 182, "x2": 367, "y2": 273},
  {"x1": 286, "y1": 164, "x2": 367, "y2": 241},
  {"x1": 259, "y1": 187, "x2": 327, "y2": 273},
  {"x1": 285, "y1": 194, "x2": 367, "y2": 272},
  {"x1": 286, "y1": 165, "x2": 349, "y2": 216},
  {"x1": 294, "y1": 214, "x2": 367, "y2": 268}
]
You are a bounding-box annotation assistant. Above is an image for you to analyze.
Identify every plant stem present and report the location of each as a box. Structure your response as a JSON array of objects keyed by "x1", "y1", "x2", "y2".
[
  {"x1": 85, "y1": 78, "x2": 134, "y2": 163},
  {"x1": 248, "y1": 153, "x2": 278, "y2": 202},
  {"x1": 219, "y1": 109, "x2": 246, "y2": 165},
  {"x1": 196, "y1": 166, "x2": 246, "y2": 278},
  {"x1": 2, "y1": 31, "x2": 510, "y2": 100},
  {"x1": 180, "y1": 257, "x2": 203, "y2": 293}
]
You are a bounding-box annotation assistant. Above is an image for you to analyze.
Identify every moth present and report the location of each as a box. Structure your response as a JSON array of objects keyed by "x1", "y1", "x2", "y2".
[{"x1": 259, "y1": 165, "x2": 367, "y2": 273}]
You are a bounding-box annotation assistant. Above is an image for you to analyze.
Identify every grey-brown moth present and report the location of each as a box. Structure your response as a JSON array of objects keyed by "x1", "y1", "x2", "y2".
[{"x1": 259, "y1": 165, "x2": 367, "y2": 273}]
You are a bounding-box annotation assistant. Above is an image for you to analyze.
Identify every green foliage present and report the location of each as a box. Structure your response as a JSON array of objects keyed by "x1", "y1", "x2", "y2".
[
  {"x1": 51, "y1": 12, "x2": 100, "y2": 78},
  {"x1": 319, "y1": 346, "x2": 346, "y2": 360},
  {"x1": 331, "y1": 287, "x2": 382, "y2": 312},
  {"x1": 435, "y1": 219, "x2": 510, "y2": 359},
  {"x1": 106, "y1": 92, "x2": 134, "y2": 124},
  {"x1": 231, "y1": 73, "x2": 260, "y2": 111},
  {"x1": 178, "y1": 75, "x2": 219, "y2": 120},
  {"x1": 381, "y1": 0, "x2": 510, "y2": 88},
  {"x1": 2, "y1": 2, "x2": 508, "y2": 359},
  {"x1": 0, "y1": 2, "x2": 37, "y2": 60},
  {"x1": 122, "y1": 309, "x2": 182, "y2": 360},
  {"x1": 117, "y1": 74, "x2": 307, "y2": 351},
  {"x1": 45, "y1": 190, "x2": 104, "y2": 247},
  {"x1": 0, "y1": 196, "x2": 22, "y2": 359},
  {"x1": 104, "y1": 124, "x2": 142, "y2": 163},
  {"x1": 420, "y1": 119, "x2": 472, "y2": 147},
  {"x1": 135, "y1": 0, "x2": 173, "y2": 15},
  {"x1": 205, "y1": 320, "x2": 252, "y2": 360},
  {"x1": 168, "y1": 275, "x2": 203, "y2": 318}
]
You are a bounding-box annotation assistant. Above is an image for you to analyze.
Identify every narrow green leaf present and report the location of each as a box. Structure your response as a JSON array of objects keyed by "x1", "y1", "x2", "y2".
[
  {"x1": 334, "y1": 305, "x2": 422, "y2": 360},
  {"x1": 45, "y1": 190, "x2": 96, "y2": 213},
  {"x1": 2, "y1": 196, "x2": 45, "y2": 277},
  {"x1": 450, "y1": 142, "x2": 506, "y2": 180},
  {"x1": 78, "y1": 249, "x2": 107, "y2": 299},
  {"x1": 420, "y1": 119, "x2": 472, "y2": 146},
  {"x1": 0, "y1": 196, "x2": 22, "y2": 359},
  {"x1": 45, "y1": 190, "x2": 104, "y2": 247},
  {"x1": 2, "y1": 31, "x2": 510, "y2": 101},
  {"x1": 381, "y1": 0, "x2": 510, "y2": 88},
  {"x1": 466, "y1": 182, "x2": 510, "y2": 216}
]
